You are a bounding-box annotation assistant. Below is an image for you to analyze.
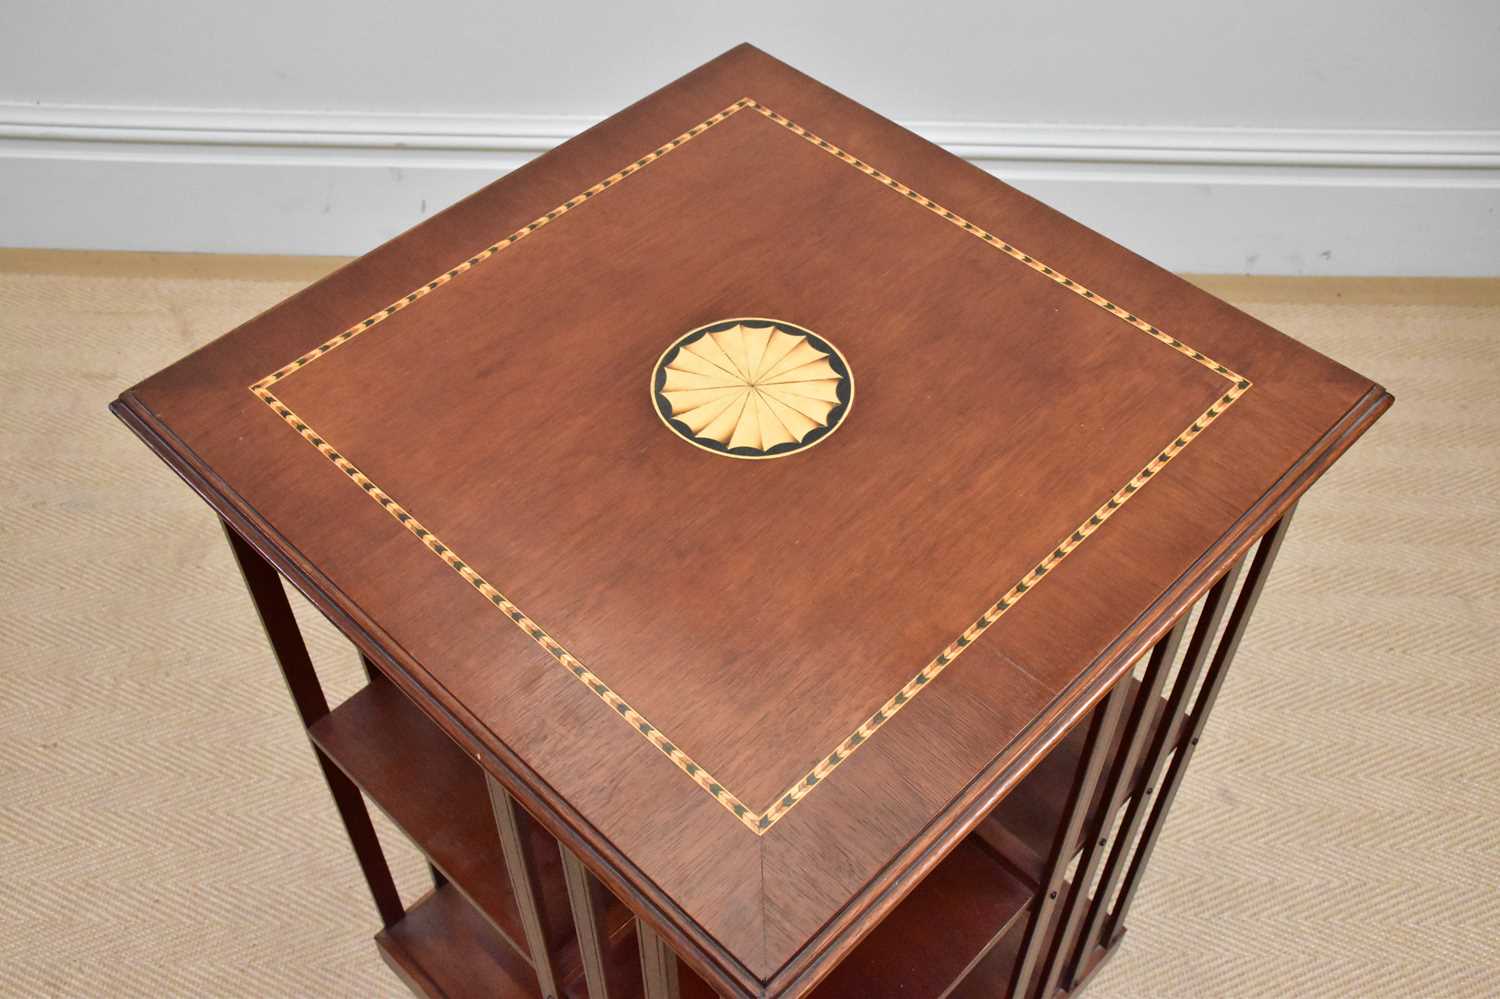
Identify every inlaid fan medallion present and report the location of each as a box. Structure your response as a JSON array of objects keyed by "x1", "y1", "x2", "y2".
[{"x1": 651, "y1": 319, "x2": 853, "y2": 459}]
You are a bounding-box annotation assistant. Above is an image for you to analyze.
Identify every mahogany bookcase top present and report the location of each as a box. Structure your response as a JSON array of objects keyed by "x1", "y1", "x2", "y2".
[{"x1": 113, "y1": 44, "x2": 1390, "y2": 996}]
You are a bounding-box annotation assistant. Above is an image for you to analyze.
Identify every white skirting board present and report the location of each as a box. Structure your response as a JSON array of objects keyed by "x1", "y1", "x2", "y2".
[{"x1": 2, "y1": 104, "x2": 1497, "y2": 276}]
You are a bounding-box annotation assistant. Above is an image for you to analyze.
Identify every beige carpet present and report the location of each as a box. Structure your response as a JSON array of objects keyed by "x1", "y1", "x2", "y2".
[{"x1": 1, "y1": 250, "x2": 1495, "y2": 997}]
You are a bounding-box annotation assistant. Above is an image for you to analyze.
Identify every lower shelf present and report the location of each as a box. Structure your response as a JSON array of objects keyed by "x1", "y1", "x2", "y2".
[
  {"x1": 947, "y1": 882, "x2": 1123, "y2": 999},
  {"x1": 314, "y1": 678, "x2": 712, "y2": 998},
  {"x1": 377, "y1": 884, "x2": 542, "y2": 999},
  {"x1": 811, "y1": 836, "x2": 1032, "y2": 997},
  {"x1": 810, "y1": 675, "x2": 1162, "y2": 996},
  {"x1": 379, "y1": 883, "x2": 714, "y2": 999},
  {"x1": 327, "y1": 673, "x2": 1137, "y2": 998},
  {"x1": 947, "y1": 908, "x2": 1030, "y2": 999},
  {"x1": 309, "y1": 676, "x2": 572, "y2": 967},
  {"x1": 560, "y1": 920, "x2": 719, "y2": 999}
]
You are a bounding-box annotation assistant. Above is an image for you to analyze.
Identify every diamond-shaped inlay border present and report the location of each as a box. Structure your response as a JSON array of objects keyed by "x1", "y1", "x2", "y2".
[{"x1": 250, "y1": 98, "x2": 1250, "y2": 835}]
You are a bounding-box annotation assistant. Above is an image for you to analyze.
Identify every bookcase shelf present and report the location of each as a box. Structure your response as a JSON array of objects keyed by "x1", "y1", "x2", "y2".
[
  {"x1": 378, "y1": 882, "x2": 543, "y2": 999},
  {"x1": 311, "y1": 667, "x2": 1151, "y2": 998},
  {"x1": 205, "y1": 495, "x2": 1299, "y2": 998},
  {"x1": 809, "y1": 836, "x2": 1032, "y2": 997},
  {"x1": 311, "y1": 675, "x2": 713, "y2": 998},
  {"x1": 308, "y1": 676, "x2": 566, "y2": 966},
  {"x1": 378, "y1": 879, "x2": 720, "y2": 999},
  {"x1": 978, "y1": 676, "x2": 1189, "y2": 886}
]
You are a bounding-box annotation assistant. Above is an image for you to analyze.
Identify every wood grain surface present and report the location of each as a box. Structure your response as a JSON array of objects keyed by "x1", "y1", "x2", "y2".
[{"x1": 111, "y1": 44, "x2": 1390, "y2": 995}]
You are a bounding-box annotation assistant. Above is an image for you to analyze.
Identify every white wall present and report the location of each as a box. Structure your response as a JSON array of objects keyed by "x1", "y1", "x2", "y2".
[{"x1": 2, "y1": 1, "x2": 1497, "y2": 274}]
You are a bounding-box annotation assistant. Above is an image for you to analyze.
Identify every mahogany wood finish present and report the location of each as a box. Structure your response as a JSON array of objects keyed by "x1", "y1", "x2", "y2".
[
  {"x1": 221, "y1": 524, "x2": 405, "y2": 930},
  {"x1": 1101, "y1": 510, "x2": 1298, "y2": 951},
  {"x1": 973, "y1": 671, "x2": 1185, "y2": 888},
  {"x1": 1072, "y1": 556, "x2": 1248, "y2": 977},
  {"x1": 491, "y1": 774, "x2": 568, "y2": 999},
  {"x1": 809, "y1": 837, "x2": 1031, "y2": 997},
  {"x1": 377, "y1": 884, "x2": 542, "y2": 999},
  {"x1": 1035, "y1": 620, "x2": 1187, "y2": 998},
  {"x1": 115, "y1": 44, "x2": 1390, "y2": 998},
  {"x1": 307, "y1": 677, "x2": 571, "y2": 966},
  {"x1": 562, "y1": 849, "x2": 619, "y2": 999},
  {"x1": 638, "y1": 921, "x2": 682, "y2": 999},
  {"x1": 1007, "y1": 679, "x2": 1129, "y2": 997}
]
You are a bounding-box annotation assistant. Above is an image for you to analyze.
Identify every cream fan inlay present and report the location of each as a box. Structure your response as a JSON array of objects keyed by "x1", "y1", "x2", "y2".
[{"x1": 660, "y1": 324, "x2": 845, "y2": 452}]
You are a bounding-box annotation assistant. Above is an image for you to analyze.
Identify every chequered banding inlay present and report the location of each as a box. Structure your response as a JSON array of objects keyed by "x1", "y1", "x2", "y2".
[{"x1": 251, "y1": 97, "x2": 1250, "y2": 836}]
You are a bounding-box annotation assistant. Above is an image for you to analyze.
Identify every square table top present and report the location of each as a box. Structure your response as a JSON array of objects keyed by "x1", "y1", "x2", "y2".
[{"x1": 113, "y1": 44, "x2": 1391, "y2": 995}]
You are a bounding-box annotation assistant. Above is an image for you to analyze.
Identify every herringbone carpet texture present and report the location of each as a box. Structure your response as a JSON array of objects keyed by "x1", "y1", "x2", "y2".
[{"x1": 0, "y1": 252, "x2": 1495, "y2": 997}]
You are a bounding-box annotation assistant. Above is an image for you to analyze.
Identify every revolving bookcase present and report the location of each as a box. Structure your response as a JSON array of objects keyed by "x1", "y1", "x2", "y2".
[{"x1": 112, "y1": 44, "x2": 1391, "y2": 998}]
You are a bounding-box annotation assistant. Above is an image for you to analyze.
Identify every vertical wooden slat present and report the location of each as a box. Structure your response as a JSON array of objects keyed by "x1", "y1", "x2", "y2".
[
  {"x1": 1104, "y1": 508, "x2": 1296, "y2": 943},
  {"x1": 487, "y1": 774, "x2": 563, "y2": 999},
  {"x1": 1074, "y1": 553, "x2": 1247, "y2": 961},
  {"x1": 222, "y1": 522, "x2": 405, "y2": 929},
  {"x1": 1074, "y1": 554, "x2": 1245, "y2": 963},
  {"x1": 1007, "y1": 677, "x2": 1131, "y2": 999},
  {"x1": 561, "y1": 846, "x2": 617, "y2": 999},
  {"x1": 1040, "y1": 616, "x2": 1189, "y2": 996},
  {"x1": 637, "y1": 918, "x2": 681, "y2": 999}
]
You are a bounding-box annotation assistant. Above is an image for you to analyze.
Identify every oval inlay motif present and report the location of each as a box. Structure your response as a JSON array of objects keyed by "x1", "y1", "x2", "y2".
[{"x1": 652, "y1": 319, "x2": 853, "y2": 459}]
